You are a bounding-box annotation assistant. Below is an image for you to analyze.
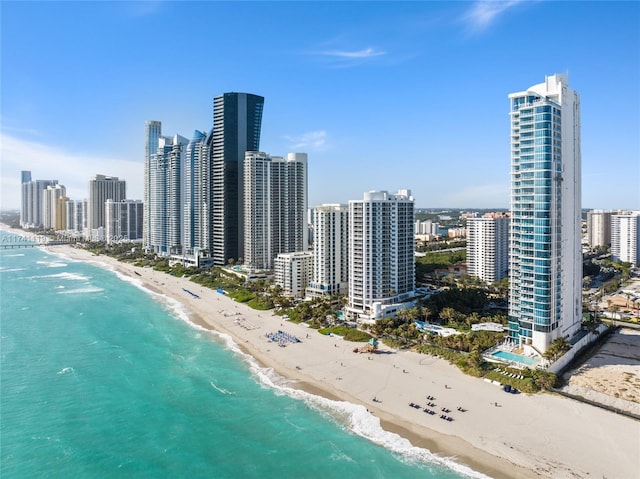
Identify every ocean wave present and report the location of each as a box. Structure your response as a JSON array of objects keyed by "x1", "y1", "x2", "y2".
[
  {"x1": 57, "y1": 367, "x2": 74, "y2": 375},
  {"x1": 3, "y1": 253, "x2": 25, "y2": 257},
  {"x1": 196, "y1": 330, "x2": 489, "y2": 479},
  {"x1": 78, "y1": 257, "x2": 486, "y2": 477},
  {"x1": 57, "y1": 286, "x2": 104, "y2": 295},
  {"x1": 0, "y1": 267, "x2": 26, "y2": 272},
  {"x1": 36, "y1": 260, "x2": 68, "y2": 268},
  {"x1": 40, "y1": 272, "x2": 90, "y2": 281}
]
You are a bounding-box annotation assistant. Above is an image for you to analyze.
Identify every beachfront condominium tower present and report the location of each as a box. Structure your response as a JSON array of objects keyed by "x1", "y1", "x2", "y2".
[
  {"x1": 611, "y1": 212, "x2": 640, "y2": 266},
  {"x1": 42, "y1": 184, "x2": 66, "y2": 230},
  {"x1": 467, "y1": 215, "x2": 510, "y2": 284},
  {"x1": 347, "y1": 190, "x2": 415, "y2": 321},
  {"x1": 274, "y1": 251, "x2": 314, "y2": 298},
  {"x1": 183, "y1": 130, "x2": 212, "y2": 256},
  {"x1": 21, "y1": 178, "x2": 58, "y2": 228},
  {"x1": 508, "y1": 74, "x2": 582, "y2": 354},
  {"x1": 307, "y1": 204, "x2": 349, "y2": 298},
  {"x1": 211, "y1": 92, "x2": 264, "y2": 266},
  {"x1": 243, "y1": 152, "x2": 308, "y2": 270},
  {"x1": 148, "y1": 134, "x2": 188, "y2": 254},
  {"x1": 144, "y1": 120, "x2": 162, "y2": 250},
  {"x1": 105, "y1": 199, "x2": 144, "y2": 245},
  {"x1": 19, "y1": 171, "x2": 32, "y2": 226},
  {"x1": 88, "y1": 175, "x2": 126, "y2": 233}
]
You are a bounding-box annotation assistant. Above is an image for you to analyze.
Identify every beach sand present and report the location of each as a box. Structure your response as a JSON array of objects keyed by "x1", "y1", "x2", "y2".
[
  {"x1": 24, "y1": 239, "x2": 640, "y2": 479},
  {"x1": 560, "y1": 328, "x2": 640, "y2": 416}
]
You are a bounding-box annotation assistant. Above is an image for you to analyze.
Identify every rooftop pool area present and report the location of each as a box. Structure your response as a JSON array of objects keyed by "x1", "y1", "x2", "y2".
[{"x1": 490, "y1": 350, "x2": 538, "y2": 366}]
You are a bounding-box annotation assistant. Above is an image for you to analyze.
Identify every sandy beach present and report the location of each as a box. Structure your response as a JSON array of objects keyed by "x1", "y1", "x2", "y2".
[{"x1": 18, "y1": 237, "x2": 640, "y2": 479}]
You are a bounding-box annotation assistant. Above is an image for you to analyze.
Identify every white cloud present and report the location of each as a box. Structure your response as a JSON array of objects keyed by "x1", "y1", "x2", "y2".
[
  {"x1": 0, "y1": 133, "x2": 143, "y2": 210},
  {"x1": 283, "y1": 130, "x2": 328, "y2": 151},
  {"x1": 463, "y1": 1, "x2": 526, "y2": 32},
  {"x1": 319, "y1": 47, "x2": 386, "y2": 59}
]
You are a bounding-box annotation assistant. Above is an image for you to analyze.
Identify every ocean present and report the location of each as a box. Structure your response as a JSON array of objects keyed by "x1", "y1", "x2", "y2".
[{"x1": 0, "y1": 236, "x2": 480, "y2": 478}]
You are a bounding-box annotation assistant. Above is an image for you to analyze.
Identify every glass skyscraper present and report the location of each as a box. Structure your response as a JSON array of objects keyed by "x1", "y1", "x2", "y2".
[
  {"x1": 183, "y1": 130, "x2": 210, "y2": 256},
  {"x1": 508, "y1": 74, "x2": 582, "y2": 353},
  {"x1": 211, "y1": 92, "x2": 264, "y2": 266},
  {"x1": 144, "y1": 120, "x2": 162, "y2": 250}
]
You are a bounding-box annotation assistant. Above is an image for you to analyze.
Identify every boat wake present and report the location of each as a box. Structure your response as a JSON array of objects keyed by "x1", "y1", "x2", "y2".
[{"x1": 209, "y1": 381, "x2": 235, "y2": 395}]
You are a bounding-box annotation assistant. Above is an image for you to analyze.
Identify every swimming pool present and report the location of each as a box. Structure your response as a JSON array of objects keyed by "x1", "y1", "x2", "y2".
[{"x1": 491, "y1": 350, "x2": 537, "y2": 366}]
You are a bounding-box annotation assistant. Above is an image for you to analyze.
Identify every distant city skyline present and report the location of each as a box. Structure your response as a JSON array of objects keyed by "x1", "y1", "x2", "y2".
[{"x1": 2, "y1": 2, "x2": 639, "y2": 210}]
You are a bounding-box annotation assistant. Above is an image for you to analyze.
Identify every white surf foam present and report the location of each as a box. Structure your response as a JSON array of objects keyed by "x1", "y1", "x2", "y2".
[
  {"x1": 197, "y1": 329, "x2": 489, "y2": 479},
  {"x1": 57, "y1": 286, "x2": 104, "y2": 295},
  {"x1": 40, "y1": 272, "x2": 90, "y2": 281},
  {"x1": 51, "y1": 252, "x2": 488, "y2": 478},
  {"x1": 36, "y1": 260, "x2": 68, "y2": 268}
]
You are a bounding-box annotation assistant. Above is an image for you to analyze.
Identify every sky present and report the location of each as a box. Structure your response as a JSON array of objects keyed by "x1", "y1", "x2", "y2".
[{"x1": 1, "y1": 1, "x2": 639, "y2": 211}]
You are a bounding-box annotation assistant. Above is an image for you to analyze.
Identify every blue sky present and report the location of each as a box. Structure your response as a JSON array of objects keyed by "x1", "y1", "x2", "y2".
[{"x1": 2, "y1": 1, "x2": 639, "y2": 210}]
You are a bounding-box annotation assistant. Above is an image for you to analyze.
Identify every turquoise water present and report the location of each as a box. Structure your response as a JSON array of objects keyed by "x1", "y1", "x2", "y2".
[
  {"x1": 491, "y1": 350, "x2": 537, "y2": 366},
  {"x1": 0, "y1": 236, "x2": 482, "y2": 479}
]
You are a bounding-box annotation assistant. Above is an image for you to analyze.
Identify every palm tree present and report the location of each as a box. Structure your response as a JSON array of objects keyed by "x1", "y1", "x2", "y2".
[{"x1": 439, "y1": 307, "x2": 457, "y2": 326}]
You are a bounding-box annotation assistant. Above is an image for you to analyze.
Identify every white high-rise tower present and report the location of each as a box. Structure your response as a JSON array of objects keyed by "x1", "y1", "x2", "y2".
[
  {"x1": 346, "y1": 190, "x2": 415, "y2": 321},
  {"x1": 508, "y1": 74, "x2": 582, "y2": 353},
  {"x1": 243, "y1": 152, "x2": 308, "y2": 270},
  {"x1": 467, "y1": 216, "x2": 509, "y2": 284},
  {"x1": 307, "y1": 204, "x2": 349, "y2": 298}
]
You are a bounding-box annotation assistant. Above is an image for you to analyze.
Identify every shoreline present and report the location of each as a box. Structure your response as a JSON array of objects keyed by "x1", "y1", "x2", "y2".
[{"x1": 3, "y1": 228, "x2": 638, "y2": 479}]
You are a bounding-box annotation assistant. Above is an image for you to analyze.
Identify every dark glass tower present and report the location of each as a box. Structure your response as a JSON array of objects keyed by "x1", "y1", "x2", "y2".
[{"x1": 210, "y1": 92, "x2": 264, "y2": 266}]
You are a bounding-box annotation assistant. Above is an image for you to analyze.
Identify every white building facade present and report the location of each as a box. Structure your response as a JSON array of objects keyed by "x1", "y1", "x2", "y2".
[
  {"x1": 21, "y1": 178, "x2": 58, "y2": 228},
  {"x1": 42, "y1": 184, "x2": 66, "y2": 230},
  {"x1": 467, "y1": 216, "x2": 510, "y2": 283},
  {"x1": 508, "y1": 74, "x2": 582, "y2": 353},
  {"x1": 243, "y1": 152, "x2": 308, "y2": 270},
  {"x1": 307, "y1": 204, "x2": 349, "y2": 298},
  {"x1": 611, "y1": 213, "x2": 640, "y2": 266},
  {"x1": 347, "y1": 190, "x2": 415, "y2": 321},
  {"x1": 148, "y1": 134, "x2": 187, "y2": 254},
  {"x1": 183, "y1": 129, "x2": 211, "y2": 258},
  {"x1": 274, "y1": 251, "x2": 313, "y2": 297}
]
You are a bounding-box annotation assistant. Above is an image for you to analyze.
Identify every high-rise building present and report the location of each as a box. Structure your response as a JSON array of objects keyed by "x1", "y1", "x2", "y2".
[
  {"x1": 243, "y1": 152, "x2": 308, "y2": 270},
  {"x1": 183, "y1": 130, "x2": 211, "y2": 256},
  {"x1": 105, "y1": 199, "x2": 144, "y2": 244},
  {"x1": 587, "y1": 210, "x2": 613, "y2": 248},
  {"x1": 87, "y1": 175, "x2": 126, "y2": 235},
  {"x1": 307, "y1": 204, "x2": 349, "y2": 298},
  {"x1": 42, "y1": 184, "x2": 66, "y2": 230},
  {"x1": 347, "y1": 190, "x2": 415, "y2": 321},
  {"x1": 611, "y1": 213, "x2": 640, "y2": 266},
  {"x1": 55, "y1": 195, "x2": 70, "y2": 231},
  {"x1": 467, "y1": 216, "x2": 510, "y2": 283},
  {"x1": 508, "y1": 74, "x2": 582, "y2": 353},
  {"x1": 148, "y1": 134, "x2": 188, "y2": 254},
  {"x1": 21, "y1": 178, "x2": 58, "y2": 228},
  {"x1": 144, "y1": 120, "x2": 162, "y2": 250},
  {"x1": 20, "y1": 171, "x2": 32, "y2": 226},
  {"x1": 274, "y1": 251, "x2": 313, "y2": 298},
  {"x1": 211, "y1": 92, "x2": 264, "y2": 266}
]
